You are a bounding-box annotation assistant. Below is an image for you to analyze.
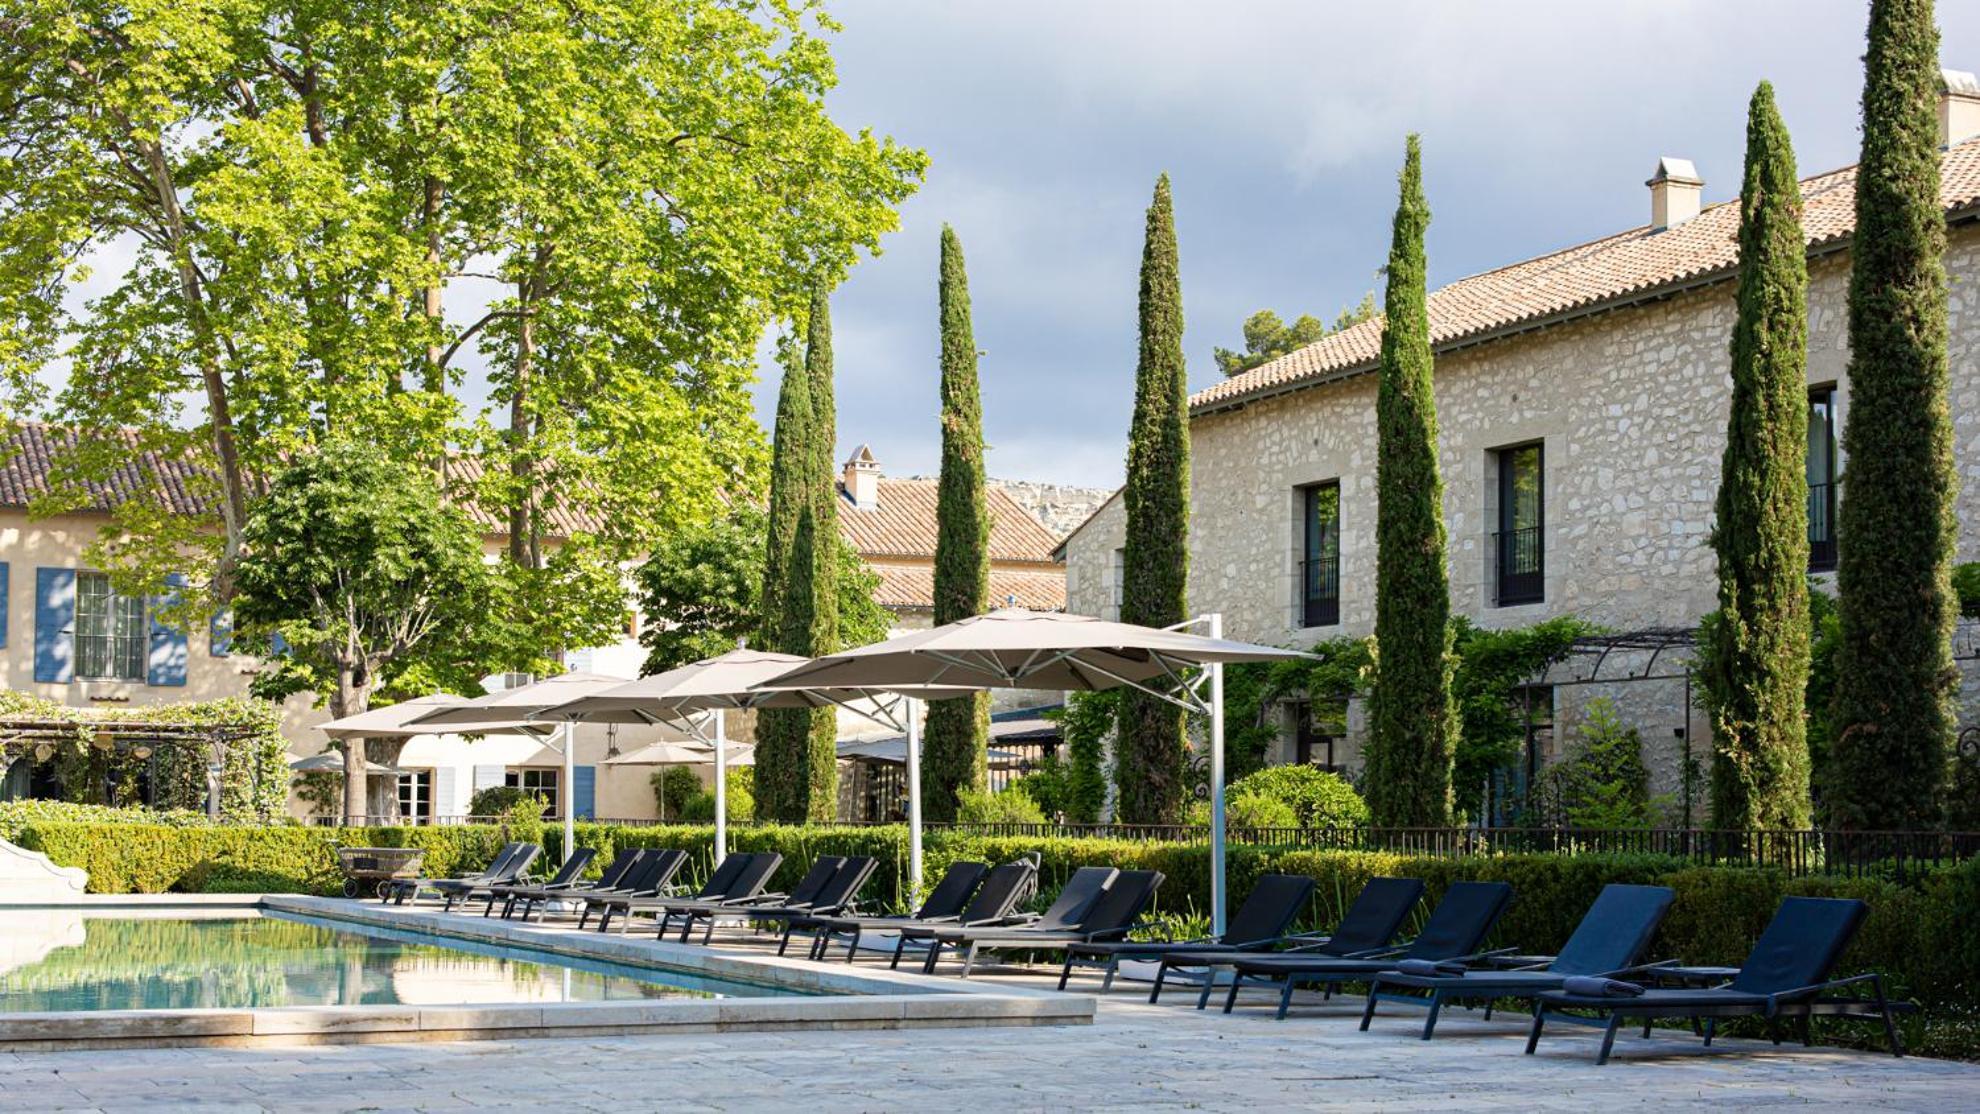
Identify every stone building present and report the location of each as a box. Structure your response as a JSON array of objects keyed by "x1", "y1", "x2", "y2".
[{"x1": 1061, "y1": 73, "x2": 1980, "y2": 816}]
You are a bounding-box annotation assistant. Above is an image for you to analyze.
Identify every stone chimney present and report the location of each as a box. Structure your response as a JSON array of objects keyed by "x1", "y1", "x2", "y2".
[
  {"x1": 1941, "y1": 69, "x2": 1980, "y2": 147},
  {"x1": 842, "y1": 444, "x2": 880, "y2": 510},
  {"x1": 1647, "y1": 157, "x2": 1703, "y2": 231}
]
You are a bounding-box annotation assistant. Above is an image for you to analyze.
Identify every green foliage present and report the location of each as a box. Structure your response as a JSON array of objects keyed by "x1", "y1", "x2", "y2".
[
  {"x1": 466, "y1": 785, "x2": 534, "y2": 818},
  {"x1": 1222, "y1": 636, "x2": 1373, "y2": 781},
  {"x1": 1188, "y1": 791, "x2": 1298, "y2": 829},
  {"x1": 1212, "y1": 294, "x2": 1377, "y2": 377},
  {"x1": 955, "y1": 786, "x2": 1048, "y2": 825},
  {"x1": 651, "y1": 766, "x2": 704, "y2": 820},
  {"x1": 924, "y1": 225, "x2": 993, "y2": 821},
  {"x1": 292, "y1": 771, "x2": 342, "y2": 821},
  {"x1": 1046, "y1": 693, "x2": 1114, "y2": 823},
  {"x1": 1530, "y1": 699, "x2": 1668, "y2": 830},
  {"x1": 1831, "y1": 0, "x2": 1957, "y2": 830},
  {"x1": 1700, "y1": 82, "x2": 1814, "y2": 832},
  {"x1": 1366, "y1": 135, "x2": 1458, "y2": 827},
  {"x1": 1449, "y1": 617, "x2": 1593, "y2": 815},
  {"x1": 1951, "y1": 562, "x2": 1980, "y2": 616},
  {"x1": 1223, "y1": 764, "x2": 1369, "y2": 828},
  {"x1": 679, "y1": 766, "x2": 756, "y2": 823},
  {"x1": 1117, "y1": 174, "x2": 1192, "y2": 824}
]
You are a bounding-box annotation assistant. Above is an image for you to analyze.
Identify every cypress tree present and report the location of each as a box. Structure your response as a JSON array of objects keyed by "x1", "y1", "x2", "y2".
[
  {"x1": 1364, "y1": 135, "x2": 1458, "y2": 828},
  {"x1": 756, "y1": 331, "x2": 814, "y2": 821},
  {"x1": 1829, "y1": 0, "x2": 1956, "y2": 830},
  {"x1": 1705, "y1": 82, "x2": 1813, "y2": 831},
  {"x1": 923, "y1": 225, "x2": 992, "y2": 821},
  {"x1": 1116, "y1": 174, "x2": 1191, "y2": 825}
]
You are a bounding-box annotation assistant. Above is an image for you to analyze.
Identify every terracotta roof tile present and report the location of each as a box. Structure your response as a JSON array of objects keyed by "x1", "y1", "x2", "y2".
[
  {"x1": 836, "y1": 477, "x2": 1062, "y2": 564},
  {"x1": 1193, "y1": 137, "x2": 1980, "y2": 413},
  {"x1": 867, "y1": 562, "x2": 1067, "y2": 612}
]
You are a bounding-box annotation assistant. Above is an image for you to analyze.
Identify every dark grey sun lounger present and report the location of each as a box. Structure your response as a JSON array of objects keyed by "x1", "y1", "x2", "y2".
[
  {"x1": 386, "y1": 842, "x2": 522, "y2": 904},
  {"x1": 655, "y1": 854, "x2": 835, "y2": 941},
  {"x1": 934, "y1": 869, "x2": 1164, "y2": 978},
  {"x1": 1149, "y1": 876, "x2": 1424, "y2": 1005},
  {"x1": 692, "y1": 856, "x2": 880, "y2": 946},
  {"x1": 396, "y1": 843, "x2": 540, "y2": 908},
  {"x1": 824, "y1": 859, "x2": 1038, "y2": 967},
  {"x1": 1527, "y1": 895, "x2": 1902, "y2": 1064},
  {"x1": 1361, "y1": 883, "x2": 1675, "y2": 1039},
  {"x1": 575, "y1": 849, "x2": 691, "y2": 929},
  {"x1": 899, "y1": 865, "x2": 1117, "y2": 975},
  {"x1": 609, "y1": 852, "x2": 784, "y2": 935},
  {"x1": 1220, "y1": 880, "x2": 1514, "y2": 1018},
  {"x1": 465, "y1": 846, "x2": 595, "y2": 915},
  {"x1": 497, "y1": 847, "x2": 641, "y2": 920},
  {"x1": 1060, "y1": 873, "x2": 1317, "y2": 992},
  {"x1": 781, "y1": 860, "x2": 990, "y2": 961}
]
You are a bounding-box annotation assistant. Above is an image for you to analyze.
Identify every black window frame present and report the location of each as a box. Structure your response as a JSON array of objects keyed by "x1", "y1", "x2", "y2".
[
  {"x1": 1299, "y1": 481, "x2": 1341, "y2": 628},
  {"x1": 1808, "y1": 385, "x2": 1838, "y2": 572},
  {"x1": 504, "y1": 768, "x2": 560, "y2": 818},
  {"x1": 1493, "y1": 442, "x2": 1545, "y2": 607},
  {"x1": 74, "y1": 571, "x2": 147, "y2": 682}
]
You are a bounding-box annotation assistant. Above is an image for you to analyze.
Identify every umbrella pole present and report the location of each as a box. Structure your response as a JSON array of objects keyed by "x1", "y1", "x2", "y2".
[
  {"x1": 713, "y1": 710, "x2": 728, "y2": 866},
  {"x1": 905, "y1": 695, "x2": 923, "y2": 906},
  {"x1": 1208, "y1": 612, "x2": 1227, "y2": 939},
  {"x1": 562, "y1": 721, "x2": 576, "y2": 866}
]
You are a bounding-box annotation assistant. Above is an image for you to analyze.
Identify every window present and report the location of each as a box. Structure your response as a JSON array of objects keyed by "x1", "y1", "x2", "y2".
[
  {"x1": 397, "y1": 770, "x2": 433, "y2": 825},
  {"x1": 1290, "y1": 701, "x2": 1339, "y2": 771},
  {"x1": 1299, "y1": 482, "x2": 1341, "y2": 627},
  {"x1": 1494, "y1": 443, "x2": 1545, "y2": 606},
  {"x1": 1109, "y1": 547, "x2": 1126, "y2": 620},
  {"x1": 505, "y1": 768, "x2": 559, "y2": 816},
  {"x1": 74, "y1": 572, "x2": 146, "y2": 681},
  {"x1": 1808, "y1": 387, "x2": 1838, "y2": 571}
]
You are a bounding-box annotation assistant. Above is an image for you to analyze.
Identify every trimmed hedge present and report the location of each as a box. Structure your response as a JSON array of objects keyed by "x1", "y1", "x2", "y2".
[{"x1": 15, "y1": 818, "x2": 1978, "y2": 1057}]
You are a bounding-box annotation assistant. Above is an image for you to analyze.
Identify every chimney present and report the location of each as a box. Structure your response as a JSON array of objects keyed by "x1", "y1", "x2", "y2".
[
  {"x1": 1941, "y1": 69, "x2": 1980, "y2": 147},
  {"x1": 842, "y1": 444, "x2": 880, "y2": 510},
  {"x1": 1647, "y1": 157, "x2": 1703, "y2": 231}
]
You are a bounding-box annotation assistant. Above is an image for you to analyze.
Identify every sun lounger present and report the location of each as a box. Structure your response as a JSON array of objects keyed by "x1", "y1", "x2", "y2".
[
  {"x1": 663, "y1": 855, "x2": 851, "y2": 943},
  {"x1": 781, "y1": 860, "x2": 990, "y2": 961},
  {"x1": 385, "y1": 842, "x2": 520, "y2": 904},
  {"x1": 1060, "y1": 873, "x2": 1317, "y2": 992},
  {"x1": 461, "y1": 847, "x2": 595, "y2": 915},
  {"x1": 606, "y1": 852, "x2": 784, "y2": 935},
  {"x1": 1527, "y1": 895, "x2": 1902, "y2": 1064},
  {"x1": 1360, "y1": 883, "x2": 1674, "y2": 1039},
  {"x1": 496, "y1": 847, "x2": 642, "y2": 920},
  {"x1": 1149, "y1": 876, "x2": 1425, "y2": 1005},
  {"x1": 932, "y1": 869, "x2": 1165, "y2": 978},
  {"x1": 390, "y1": 842, "x2": 538, "y2": 907},
  {"x1": 574, "y1": 849, "x2": 691, "y2": 929},
  {"x1": 1218, "y1": 880, "x2": 1514, "y2": 1018},
  {"x1": 898, "y1": 865, "x2": 1116, "y2": 975},
  {"x1": 687, "y1": 856, "x2": 880, "y2": 946}
]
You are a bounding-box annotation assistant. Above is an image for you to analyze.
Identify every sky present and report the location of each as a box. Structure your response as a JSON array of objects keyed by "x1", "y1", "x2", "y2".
[{"x1": 788, "y1": 0, "x2": 1980, "y2": 490}]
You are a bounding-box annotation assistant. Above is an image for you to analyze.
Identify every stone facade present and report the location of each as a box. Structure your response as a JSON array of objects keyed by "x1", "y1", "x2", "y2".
[
  {"x1": 1064, "y1": 224, "x2": 1980, "y2": 795},
  {"x1": 982, "y1": 478, "x2": 1116, "y2": 540}
]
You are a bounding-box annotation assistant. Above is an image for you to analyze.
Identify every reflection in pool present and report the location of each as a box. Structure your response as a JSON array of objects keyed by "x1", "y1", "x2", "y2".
[{"x1": 0, "y1": 911, "x2": 797, "y2": 1013}]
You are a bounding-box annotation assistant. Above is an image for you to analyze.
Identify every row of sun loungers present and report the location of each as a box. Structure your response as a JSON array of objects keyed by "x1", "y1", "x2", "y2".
[{"x1": 386, "y1": 842, "x2": 1908, "y2": 1065}]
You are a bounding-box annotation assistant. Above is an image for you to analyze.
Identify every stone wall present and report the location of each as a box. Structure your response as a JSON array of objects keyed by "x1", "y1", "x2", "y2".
[{"x1": 1063, "y1": 225, "x2": 1980, "y2": 779}]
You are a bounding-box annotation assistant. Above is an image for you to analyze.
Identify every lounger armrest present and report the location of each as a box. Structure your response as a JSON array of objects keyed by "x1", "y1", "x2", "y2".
[
  {"x1": 1765, "y1": 972, "x2": 1894, "y2": 1013},
  {"x1": 1452, "y1": 947, "x2": 1520, "y2": 966},
  {"x1": 963, "y1": 913, "x2": 1039, "y2": 928},
  {"x1": 1598, "y1": 959, "x2": 1681, "y2": 979}
]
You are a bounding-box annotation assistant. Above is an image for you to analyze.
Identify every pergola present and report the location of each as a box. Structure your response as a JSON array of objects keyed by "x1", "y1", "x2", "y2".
[{"x1": 0, "y1": 709, "x2": 286, "y2": 820}]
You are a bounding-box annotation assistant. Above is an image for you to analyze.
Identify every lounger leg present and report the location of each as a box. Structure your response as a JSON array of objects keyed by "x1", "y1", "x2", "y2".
[
  {"x1": 1877, "y1": 977, "x2": 1905, "y2": 1057},
  {"x1": 891, "y1": 935, "x2": 907, "y2": 970},
  {"x1": 1767, "y1": 1020, "x2": 1783, "y2": 1045},
  {"x1": 960, "y1": 941, "x2": 978, "y2": 978},
  {"x1": 1056, "y1": 954, "x2": 1074, "y2": 991},
  {"x1": 1358, "y1": 985, "x2": 1381, "y2": 1031},
  {"x1": 845, "y1": 927, "x2": 862, "y2": 963},
  {"x1": 778, "y1": 924, "x2": 795, "y2": 956},
  {"x1": 1100, "y1": 956, "x2": 1119, "y2": 994},
  {"x1": 921, "y1": 941, "x2": 943, "y2": 975},
  {"x1": 1221, "y1": 973, "x2": 1244, "y2": 1014},
  {"x1": 1801, "y1": 1016, "x2": 1814, "y2": 1047},
  {"x1": 1702, "y1": 1019, "x2": 1716, "y2": 1047},
  {"x1": 1421, "y1": 993, "x2": 1443, "y2": 1040},
  {"x1": 1149, "y1": 962, "x2": 1169, "y2": 1005},
  {"x1": 1274, "y1": 977, "x2": 1296, "y2": 1021},
  {"x1": 1483, "y1": 1001, "x2": 1494, "y2": 1021},
  {"x1": 1643, "y1": 1017, "x2": 1653, "y2": 1039},
  {"x1": 1596, "y1": 1013, "x2": 1624, "y2": 1065},
  {"x1": 1197, "y1": 968, "x2": 1220, "y2": 1011},
  {"x1": 1524, "y1": 1007, "x2": 1546, "y2": 1055}
]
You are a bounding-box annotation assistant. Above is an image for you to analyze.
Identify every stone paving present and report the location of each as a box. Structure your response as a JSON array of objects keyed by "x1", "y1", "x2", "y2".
[{"x1": 5, "y1": 957, "x2": 1977, "y2": 1113}]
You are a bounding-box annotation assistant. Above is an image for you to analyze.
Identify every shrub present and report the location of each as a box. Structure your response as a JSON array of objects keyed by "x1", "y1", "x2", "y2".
[
  {"x1": 679, "y1": 767, "x2": 755, "y2": 823},
  {"x1": 1532, "y1": 698, "x2": 1671, "y2": 829},
  {"x1": 1223, "y1": 765, "x2": 1369, "y2": 828},
  {"x1": 467, "y1": 785, "x2": 532, "y2": 818},
  {"x1": 651, "y1": 766, "x2": 703, "y2": 819},
  {"x1": 1187, "y1": 792, "x2": 1298, "y2": 829},
  {"x1": 956, "y1": 786, "x2": 1047, "y2": 825}
]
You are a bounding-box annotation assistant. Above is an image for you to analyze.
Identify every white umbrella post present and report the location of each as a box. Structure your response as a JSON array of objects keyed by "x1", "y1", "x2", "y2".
[
  {"x1": 561, "y1": 721, "x2": 577, "y2": 866},
  {"x1": 712, "y1": 709, "x2": 728, "y2": 866},
  {"x1": 904, "y1": 695, "x2": 924, "y2": 906},
  {"x1": 1207, "y1": 612, "x2": 1227, "y2": 939}
]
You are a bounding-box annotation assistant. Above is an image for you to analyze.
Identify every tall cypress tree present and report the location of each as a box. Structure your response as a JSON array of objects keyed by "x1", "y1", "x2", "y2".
[
  {"x1": 1364, "y1": 135, "x2": 1458, "y2": 828},
  {"x1": 755, "y1": 289, "x2": 843, "y2": 822},
  {"x1": 1705, "y1": 82, "x2": 1813, "y2": 831},
  {"x1": 923, "y1": 225, "x2": 992, "y2": 821},
  {"x1": 1116, "y1": 174, "x2": 1191, "y2": 825},
  {"x1": 757, "y1": 331, "x2": 814, "y2": 821},
  {"x1": 1830, "y1": 0, "x2": 1955, "y2": 830}
]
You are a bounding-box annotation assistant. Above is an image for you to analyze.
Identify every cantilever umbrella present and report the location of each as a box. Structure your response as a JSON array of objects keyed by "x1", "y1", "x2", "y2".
[
  {"x1": 757, "y1": 608, "x2": 1310, "y2": 935},
  {"x1": 316, "y1": 693, "x2": 470, "y2": 740},
  {"x1": 534, "y1": 648, "x2": 968, "y2": 870},
  {"x1": 407, "y1": 671, "x2": 632, "y2": 864}
]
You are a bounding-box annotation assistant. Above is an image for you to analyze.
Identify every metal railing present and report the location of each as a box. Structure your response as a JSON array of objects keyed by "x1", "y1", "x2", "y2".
[
  {"x1": 1494, "y1": 525, "x2": 1544, "y2": 605},
  {"x1": 1298, "y1": 554, "x2": 1340, "y2": 628},
  {"x1": 1808, "y1": 481, "x2": 1838, "y2": 571}
]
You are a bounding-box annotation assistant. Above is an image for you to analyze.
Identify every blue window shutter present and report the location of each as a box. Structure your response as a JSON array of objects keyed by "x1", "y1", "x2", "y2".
[
  {"x1": 209, "y1": 610, "x2": 232, "y2": 657},
  {"x1": 33, "y1": 568, "x2": 75, "y2": 683},
  {"x1": 573, "y1": 765, "x2": 597, "y2": 819},
  {"x1": 0, "y1": 562, "x2": 10, "y2": 649},
  {"x1": 432, "y1": 766, "x2": 459, "y2": 820},
  {"x1": 147, "y1": 572, "x2": 189, "y2": 687}
]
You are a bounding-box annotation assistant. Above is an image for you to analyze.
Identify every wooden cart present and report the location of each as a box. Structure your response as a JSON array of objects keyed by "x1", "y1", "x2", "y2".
[{"x1": 332, "y1": 845, "x2": 426, "y2": 899}]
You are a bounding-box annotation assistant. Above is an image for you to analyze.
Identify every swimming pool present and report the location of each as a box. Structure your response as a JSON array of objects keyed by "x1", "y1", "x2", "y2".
[{"x1": 0, "y1": 910, "x2": 797, "y2": 1014}]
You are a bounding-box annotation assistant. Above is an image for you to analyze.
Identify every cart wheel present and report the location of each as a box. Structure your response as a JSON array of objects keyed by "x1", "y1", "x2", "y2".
[
  {"x1": 375, "y1": 881, "x2": 393, "y2": 901},
  {"x1": 343, "y1": 878, "x2": 361, "y2": 899}
]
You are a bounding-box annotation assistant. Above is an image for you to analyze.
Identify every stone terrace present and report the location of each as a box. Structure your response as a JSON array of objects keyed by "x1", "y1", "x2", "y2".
[{"x1": 3, "y1": 940, "x2": 1974, "y2": 1112}]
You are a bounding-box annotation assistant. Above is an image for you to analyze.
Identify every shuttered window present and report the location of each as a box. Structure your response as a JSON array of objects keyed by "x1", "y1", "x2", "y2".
[{"x1": 75, "y1": 572, "x2": 145, "y2": 681}]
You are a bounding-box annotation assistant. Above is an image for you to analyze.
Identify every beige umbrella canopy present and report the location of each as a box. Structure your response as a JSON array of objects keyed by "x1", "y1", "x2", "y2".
[
  {"x1": 288, "y1": 750, "x2": 405, "y2": 775},
  {"x1": 605, "y1": 740, "x2": 756, "y2": 766},
  {"x1": 316, "y1": 694, "x2": 470, "y2": 740},
  {"x1": 758, "y1": 608, "x2": 1308, "y2": 694}
]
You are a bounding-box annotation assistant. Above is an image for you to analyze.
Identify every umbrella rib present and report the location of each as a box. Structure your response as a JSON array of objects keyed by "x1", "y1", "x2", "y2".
[{"x1": 1067, "y1": 655, "x2": 1210, "y2": 716}]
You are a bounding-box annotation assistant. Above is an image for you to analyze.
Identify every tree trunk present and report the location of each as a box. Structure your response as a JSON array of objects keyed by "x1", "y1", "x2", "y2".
[
  {"x1": 334, "y1": 660, "x2": 374, "y2": 825},
  {"x1": 507, "y1": 276, "x2": 541, "y2": 569},
  {"x1": 423, "y1": 176, "x2": 445, "y2": 393}
]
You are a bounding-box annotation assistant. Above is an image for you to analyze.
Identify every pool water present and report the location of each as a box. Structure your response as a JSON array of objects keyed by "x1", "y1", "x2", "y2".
[{"x1": 0, "y1": 911, "x2": 797, "y2": 1013}]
